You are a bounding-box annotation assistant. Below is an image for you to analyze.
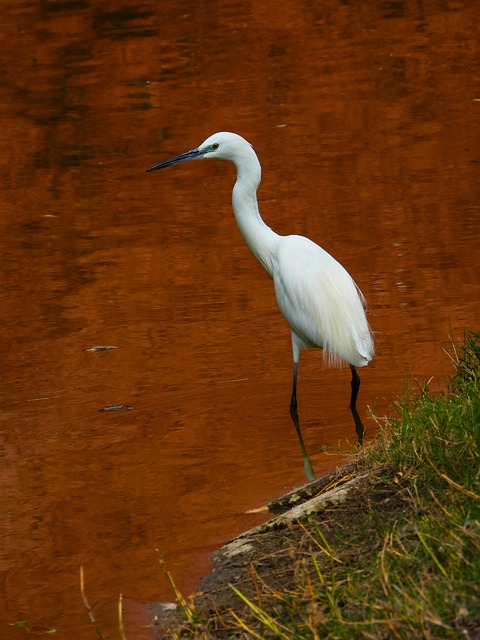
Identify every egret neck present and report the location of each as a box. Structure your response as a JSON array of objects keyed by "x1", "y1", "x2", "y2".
[{"x1": 231, "y1": 150, "x2": 279, "y2": 278}]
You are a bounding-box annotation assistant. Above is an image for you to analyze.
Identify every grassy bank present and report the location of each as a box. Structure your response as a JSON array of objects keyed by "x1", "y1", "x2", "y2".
[{"x1": 163, "y1": 332, "x2": 480, "y2": 639}]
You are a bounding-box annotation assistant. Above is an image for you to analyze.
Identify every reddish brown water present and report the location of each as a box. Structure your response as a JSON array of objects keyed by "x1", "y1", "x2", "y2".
[{"x1": 0, "y1": 1, "x2": 479, "y2": 637}]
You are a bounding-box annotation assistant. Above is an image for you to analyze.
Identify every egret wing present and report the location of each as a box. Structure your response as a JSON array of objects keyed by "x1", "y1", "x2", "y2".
[{"x1": 272, "y1": 235, "x2": 373, "y2": 367}]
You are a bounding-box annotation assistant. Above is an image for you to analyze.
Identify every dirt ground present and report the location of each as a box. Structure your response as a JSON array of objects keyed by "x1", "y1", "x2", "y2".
[
  {"x1": 147, "y1": 460, "x2": 480, "y2": 639},
  {"x1": 149, "y1": 463, "x2": 395, "y2": 638}
]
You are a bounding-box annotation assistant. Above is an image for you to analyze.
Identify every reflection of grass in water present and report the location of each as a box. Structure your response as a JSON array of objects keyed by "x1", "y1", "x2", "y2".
[
  {"x1": 165, "y1": 332, "x2": 480, "y2": 639},
  {"x1": 80, "y1": 566, "x2": 107, "y2": 640},
  {"x1": 81, "y1": 566, "x2": 127, "y2": 640}
]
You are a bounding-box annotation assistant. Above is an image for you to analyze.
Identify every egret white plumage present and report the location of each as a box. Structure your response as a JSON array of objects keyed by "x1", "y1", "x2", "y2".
[{"x1": 146, "y1": 132, "x2": 374, "y2": 436}]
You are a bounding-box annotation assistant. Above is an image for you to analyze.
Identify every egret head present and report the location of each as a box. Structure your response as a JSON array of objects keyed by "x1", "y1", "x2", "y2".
[
  {"x1": 146, "y1": 132, "x2": 255, "y2": 172},
  {"x1": 198, "y1": 132, "x2": 254, "y2": 160}
]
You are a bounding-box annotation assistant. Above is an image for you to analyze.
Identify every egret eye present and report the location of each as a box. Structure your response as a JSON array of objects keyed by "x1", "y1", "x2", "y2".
[{"x1": 210, "y1": 143, "x2": 219, "y2": 150}]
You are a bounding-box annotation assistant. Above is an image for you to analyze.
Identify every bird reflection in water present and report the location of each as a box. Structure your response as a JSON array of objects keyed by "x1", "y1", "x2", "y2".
[{"x1": 292, "y1": 400, "x2": 366, "y2": 482}]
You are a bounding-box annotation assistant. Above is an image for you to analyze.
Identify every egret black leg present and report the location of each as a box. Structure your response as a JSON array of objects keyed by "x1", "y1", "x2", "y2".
[
  {"x1": 289, "y1": 361, "x2": 315, "y2": 481},
  {"x1": 290, "y1": 361, "x2": 298, "y2": 417},
  {"x1": 350, "y1": 405, "x2": 365, "y2": 445},
  {"x1": 350, "y1": 365, "x2": 360, "y2": 408}
]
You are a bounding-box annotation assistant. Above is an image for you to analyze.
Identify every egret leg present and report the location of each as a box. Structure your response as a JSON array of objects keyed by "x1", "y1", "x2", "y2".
[
  {"x1": 350, "y1": 405, "x2": 365, "y2": 445},
  {"x1": 290, "y1": 361, "x2": 299, "y2": 416},
  {"x1": 350, "y1": 365, "x2": 360, "y2": 408},
  {"x1": 289, "y1": 361, "x2": 300, "y2": 437},
  {"x1": 289, "y1": 361, "x2": 315, "y2": 481}
]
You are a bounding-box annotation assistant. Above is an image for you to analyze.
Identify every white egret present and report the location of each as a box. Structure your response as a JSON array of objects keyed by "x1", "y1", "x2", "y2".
[{"x1": 146, "y1": 132, "x2": 374, "y2": 439}]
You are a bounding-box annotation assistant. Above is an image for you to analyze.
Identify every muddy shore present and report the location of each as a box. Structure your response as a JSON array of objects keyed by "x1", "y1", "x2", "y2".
[{"x1": 148, "y1": 462, "x2": 367, "y2": 632}]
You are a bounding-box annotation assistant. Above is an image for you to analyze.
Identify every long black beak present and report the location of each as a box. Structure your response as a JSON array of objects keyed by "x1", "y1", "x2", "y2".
[{"x1": 146, "y1": 147, "x2": 203, "y2": 172}]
